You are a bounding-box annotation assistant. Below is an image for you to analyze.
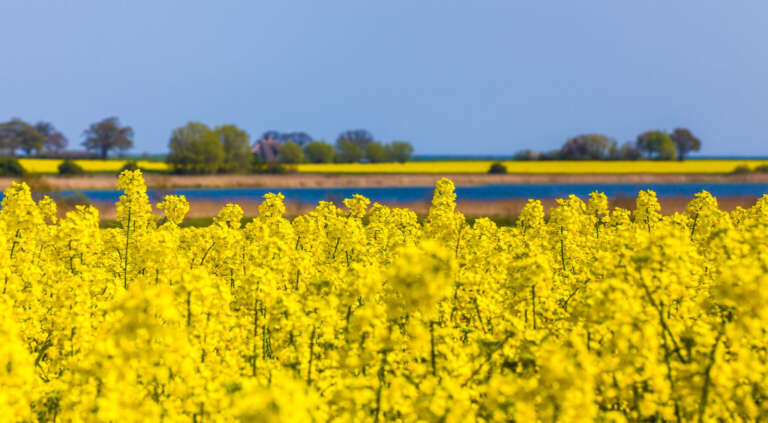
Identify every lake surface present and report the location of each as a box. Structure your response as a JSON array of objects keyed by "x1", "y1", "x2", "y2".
[{"x1": 46, "y1": 183, "x2": 768, "y2": 204}]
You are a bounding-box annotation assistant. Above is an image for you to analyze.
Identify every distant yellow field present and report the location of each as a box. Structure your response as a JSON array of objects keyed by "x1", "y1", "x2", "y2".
[
  {"x1": 19, "y1": 159, "x2": 170, "y2": 174},
  {"x1": 297, "y1": 160, "x2": 768, "y2": 174},
  {"x1": 14, "y1": 158, "x2": 768, "y2": 175}
]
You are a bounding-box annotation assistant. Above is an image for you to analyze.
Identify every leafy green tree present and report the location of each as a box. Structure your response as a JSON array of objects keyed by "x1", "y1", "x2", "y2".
[
  {"x1": 636, "y1": 130, "x2": 677, "y2": 160},
  {"x1": 365, "y1": 141, "x2": 387, "y2": 163},
  {"x1": 386, "y1": 141, "x2": 414, "y2": 163},
  {"x1": 303, "y1": 141, "x2": 335, "y2": 163},
  {"x1": 82, "y1": 117, "x2": 134, "y2": 159},
  {"x1": 215, "y1": 125, "x2": 251, "y2": 173},
  {"x1": 0, "y1": 119, "x2": 45, "y2": 156},
  {"x1": 670, "y1": 128, "x2": 701, "y2": 160},
  {"x1": 336, "y1": 139, "x2": 364, "y2": 163},
  {"x1": 657, "y1": 139, "x2": 678, "y2": 160},
  {"x1": 167, "y1": 122, "x2": 224, "y2": 174},
  {"x1": 278, "y1": 141, "x2": 304, "y2": 164}
]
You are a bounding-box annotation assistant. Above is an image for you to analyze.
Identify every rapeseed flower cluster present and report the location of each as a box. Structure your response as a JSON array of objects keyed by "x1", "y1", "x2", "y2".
[{"x1": 1, "y1": 170, "x2": 767, "y2": 422}]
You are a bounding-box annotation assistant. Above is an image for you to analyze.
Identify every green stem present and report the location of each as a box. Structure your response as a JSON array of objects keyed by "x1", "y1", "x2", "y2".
[
  {"x1": 9, "y1": 229, "x2": 20, "y2": 259},
  {"x1": 455, "y1": 226, "x2": 463, "y2": 257},
  {"x1": 123, "y1": 207, "x2": 131, "y2": 289},
  {"x1": 698, "y1": 324, "x2": 725, "y2": 423},
  {"x1": 430, "y1": 321, "x2": 437, "y2": 376},
  {"x1": 373, "y1": 348, "x2": 389, "y2": 423},
  {"x1": 661, "y1": 331, "x2": 683, "y2": 423},
  {"x1": 307, "y1": 327, "x2": 316, "y2": 385},
  {"x1": 638, "y1": 279, "x2": 688, "y2": 363},
  {"x1": 199, "y1": 241, "x2": 215, "y2": 266},
  {"x1": 560, "y1": 227, "x2": 566, "y2": 271},
  {"x1": 186, "y1": 291, "x2": 192, "y2": 328},
  {"x1": 331, "y1": 237, "x2": 340, "y2": 260},
  {"x1": 472, "y1": 297, "x2": 487, "y2": 334},
  {"x1": 690, "y1": 213, "x2": 699, "y2": 240},
  {"x1": 252, "y1": 297, "x2": 259, "y2": 376},
  {"x1": 531, "y1": 284, "x2": 537, "y2": 330}
]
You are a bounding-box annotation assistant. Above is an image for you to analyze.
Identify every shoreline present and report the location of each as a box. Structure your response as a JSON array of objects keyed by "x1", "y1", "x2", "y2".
[{"x1": 4, "y1": 172, "x2": 768, "y2": 191}]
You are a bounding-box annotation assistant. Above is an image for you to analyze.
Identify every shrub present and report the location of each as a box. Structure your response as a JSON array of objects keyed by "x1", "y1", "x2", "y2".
[
  {"x1": 58, "y1": 160, "x2": 85, "y2": 176},
  {"x1": 754, "y1": 164, "x2": 768, "y2": 173},
  {"x1": 120, "y1": 161, "x2": 141, "y2": 173},
  {"x1": 0, "y1": 157, "x2": 26, "y2": 177},
  {"x1": 488, "y1": 162, "x2": 508, "y2": 174},
  {"x1": 731, "y1": 165, "x2": 752, "y2": 175},
  {"x1": 252, "y1": 156, "x2": 288, "y2": 174}
]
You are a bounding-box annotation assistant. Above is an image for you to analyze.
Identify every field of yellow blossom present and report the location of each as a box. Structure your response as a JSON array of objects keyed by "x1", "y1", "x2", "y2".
[
  {"x1": 296, "y1": 159, "x2": 768, "y2": 174},
  {"x1": 14, "y1": 158, "x2": 768, "y2": 175},
  {"x1": 1, "y1": 170, "x2": 767, "y2": 421},
  {"x1": 17, "y1": 158, "x2": 169, "y2": 174}
]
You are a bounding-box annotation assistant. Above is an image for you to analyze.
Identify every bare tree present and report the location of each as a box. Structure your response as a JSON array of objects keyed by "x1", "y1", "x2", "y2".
[
  {"x1": 670, "y1": 128, "x2": 701, "y2": 160},
  {"x1": 262, "y1": 130, "x2": 313, "y2": 147},
  {"x1": 559, "y1": 134, "x2": 616, "y2": 160},
  {"x1": 0, "y1": 118, "x2": 45, "y2": 156},
  {"x1": 336, "y1": 129, "x2": 374, "y2": 147},
  {"x1": 35, "y1": 121, "x2": 68, "y2": 153},
  {"x1": 82, "y1": 117, "x2": 134, "y2": 159}
]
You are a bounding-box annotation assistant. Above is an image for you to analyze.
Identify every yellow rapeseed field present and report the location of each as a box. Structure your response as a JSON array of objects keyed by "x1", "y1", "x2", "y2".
[
  {"x1": 15, "y1": 158, "x2": 768, "y2": 175},
  {"x1": 297, "y1": 159, "x2": 768, "y2": 174},
  {"x1": 2, "y1": 170, "x2": 768, "y2": 421},
  {"x1": 18, "y1": 158, "x2": 170, "y2": 174}
]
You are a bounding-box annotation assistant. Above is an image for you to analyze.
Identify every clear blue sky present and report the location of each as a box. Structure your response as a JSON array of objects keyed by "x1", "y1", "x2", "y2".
[{"x1": 1, "y1": 1, "x2": 767, "y2": 156}]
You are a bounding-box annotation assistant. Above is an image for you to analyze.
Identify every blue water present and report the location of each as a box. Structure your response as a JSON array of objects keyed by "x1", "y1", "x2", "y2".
[{"x1": 41, "y1": 183, "x2": 768, "y2": 204}]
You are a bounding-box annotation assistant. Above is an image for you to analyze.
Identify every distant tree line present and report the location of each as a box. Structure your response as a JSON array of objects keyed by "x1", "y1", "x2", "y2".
[
  {"x1": 167, "y1": 124, "x2": 414, "y2": 174},
  {"x1": 0, "y1": 118, "x2": 69, "y2": 156},
  {"x1": 290, "y1": 129, "x2": 413, "y2": 164},
  {"x1": 0, "y1": 116, "x2": 134, "y2": 159},
  {"x1": 0, "y1": 117, "x2": 415, "y2": 175},
  {"x1": 514, "y1": 128, "x2": 701, "y2": 161}
]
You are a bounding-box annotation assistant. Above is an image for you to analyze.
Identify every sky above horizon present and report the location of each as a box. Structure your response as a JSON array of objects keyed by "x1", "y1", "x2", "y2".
[{"x1": 1, "y1": 1, "x2": 767, "y2": 156}]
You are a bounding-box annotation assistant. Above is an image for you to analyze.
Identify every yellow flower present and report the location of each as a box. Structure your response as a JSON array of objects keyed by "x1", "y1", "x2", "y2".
[
  {"x1": 386, "y1": 240, "x2": 455, "y2": 319},
  {"x1": 157, "y1": 194, "x2": 190, "y2": 226},
  {"x1": 0, "y1": 171, "x2": 764, "y2": 421}
]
